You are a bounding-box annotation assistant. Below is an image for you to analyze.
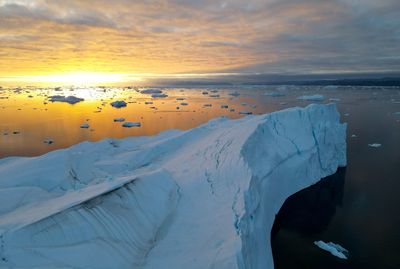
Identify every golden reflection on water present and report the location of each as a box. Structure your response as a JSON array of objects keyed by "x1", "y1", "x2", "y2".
[{"x1": 0, "y1": 86, "x2": 280, "y2": 158}]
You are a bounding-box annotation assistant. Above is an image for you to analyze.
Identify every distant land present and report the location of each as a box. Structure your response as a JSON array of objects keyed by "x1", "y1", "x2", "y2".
[{"x1": 149, "y1": 73, "x2": 400, "y2": 87}]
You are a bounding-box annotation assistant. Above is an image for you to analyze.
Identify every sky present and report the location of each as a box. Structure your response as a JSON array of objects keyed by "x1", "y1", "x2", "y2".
[{"x1": 0, "y1": 0, "x2": 399, "y2": 85}]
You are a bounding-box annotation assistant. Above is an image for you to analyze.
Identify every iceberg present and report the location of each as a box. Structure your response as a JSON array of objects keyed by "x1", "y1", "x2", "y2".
[
  {"x1": 113, "y1": 118, "x2": 125, "y2": 122},
  {"x1": 122, "y1": 122, "x2": 141, "y2": 128},
  {"x1": 151, "y1": 93, "x2": 168, "y2": 98},
  {"x1": 0, "y1": 104, "x2": 346, "y2": 269},
  {"x1": 110, "y1": 100, "x2": 127, "y2": 108},
  {"x1": 368, "y1": 143, "x2": 381, "y2": 148},
  {"x1": 297, "y1": 94, "x2": 325, "y2": 101},
  {"x1": 264, "y1": 92, "x2": 285, "y2": 97},
  {"x1": 48, "y1": 95, "x2": 84, "y2": 104},
  {"x1": 314, "y1": 240, "x2": 349, "y2": 259},
  {"x1": 140, "y1": 89, "x2": 162, "y2": 94}
]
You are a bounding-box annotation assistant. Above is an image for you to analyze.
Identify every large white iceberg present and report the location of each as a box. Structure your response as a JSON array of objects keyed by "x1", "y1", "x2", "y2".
[{"x1": 0, "y1": 104, "x2": 346, "y2": 269}]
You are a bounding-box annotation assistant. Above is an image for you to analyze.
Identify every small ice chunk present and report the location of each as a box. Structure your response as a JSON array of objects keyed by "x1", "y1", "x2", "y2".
[
  {"x1": 323, "y1": 85, "x2": 338, "y2": 90},
  {"x1": 203, "y1": 104, "x2": 212, "y2": 107},
  {"x1": 80, "y1": 123, "x2": 90, "y2": 129},
  {"x1": 393, "y1": 112, "x2": 400, "y2": 116},
  {"x1": 368, "y1": 143, "x2": 381, "y2": 148},
  {"x1": 43, "y1": 139, "x2": 54, "y2": 144},
  {"x1": 210, "y1": 94, "x2": 220, "y2": 98},
  {"x1": 329, "y1": 98, "x2": 341, "y2": 102},
  {"x1": 140, "y1": 89, "x2": 162, "y2": 94},
  {"x1": 202, "y1": 91, "x2": 209, "y2": 95},
  {"x1": 351, "y1": 134, "x2": 357, "y2": 138},
  {"x1": 229, "y1": 91, "x2": 240, "y2": 97},
  {"x1": 151, "y1": 93, "x2": 168, "y2": 98},
  {"x1": 49, "y1": 95, "x2": 84, "y2": 104},
  {"x1": 145, "y1": 101, "x2": 153, "y2": 105},
  {"x1": 181, "y1": 102, "x2": 188, "y2": 106},
  {"x1": 241, "y1": 102, "x2": 248, "y2": 106},
  {"x1": 239, "y1": 110, "x2": 252, "y2": 115},
  {"x1": 314, "y1": 241, "x2": 348, "y2": 259},
  {"x1": 221, "y1": 105, "x2": 228, "y2": 108},
  {"x1": 113, "y1": 118, "x2": 125, "y2": 122},
  {"x1": 176, "y1": 98, "x2": 185, "y2": 101},
  {"x1": 297, "y1": 94, "x2": 324, "y2": 101},
  {"x1": 264, "y1": 92, "x2": 285, "y2": 97},
  {"x1": 110, "y1": 101, "x2": 127, "y2": 108},
  {"x1": 122, "y1": 122, "x2": 141, "y2": 128}
]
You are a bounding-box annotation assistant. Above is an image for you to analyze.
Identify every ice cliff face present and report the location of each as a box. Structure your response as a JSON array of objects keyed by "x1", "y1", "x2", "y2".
[{"x1": 0, "y1": 104, "x2": 346, "y2": 269}]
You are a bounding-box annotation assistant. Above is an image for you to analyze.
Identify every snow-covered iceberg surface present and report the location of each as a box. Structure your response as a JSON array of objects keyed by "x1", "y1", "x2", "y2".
[{"x1": 0, "y1": 104, "x2": 346, "y2": 269}]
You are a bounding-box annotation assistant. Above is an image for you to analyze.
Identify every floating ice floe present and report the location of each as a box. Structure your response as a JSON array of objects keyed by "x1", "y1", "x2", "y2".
[
  {"x1": 314, "y1": 240, "x2": 349, "y2": 260},
  {"x1": 221, "y1": 105, "x2": 228, "y2": 109},
  {"x1": 145, "y1": 101, "x2": 153, "y2": 105},
  {"x1": 329, "y1": 98, "x2": 341, "y2": 102},
  {"x1": 239, "y1": 110, "x2": 252, "y2": 115},
  {"x1": 122, "y1": 122, "x2": 141, "y2": 127},
  {"x1": 80, "y1": 123, "x2": 90, "y2": 129},
  {"x1": 151, "y1": 93, "x2": 168, "y2": 98},
  {"x1": 110, "y1": 101, "x2": 127, "y2": 108},
  {"x1": 0, "y1": 104, "x2": 346, "y2": 269},
  {"x1": 176, "y1": 98, "x2": 185, "y2": 101},
  {"x1": 229, "y1": 91, "x2": 240, "y2": 97},
  {"x1": 368, "y1": 143, "x2": 381, "y2": 148},
  {"x1": 203, "y1": 104, "x2": 212, "y2": 107},
  {"x1": 202, "y1": 91, "x2": 208, "y2": 95},
  {"x1": 49, "y1": 95, "x2": 84, "y2": 104},
  {"x1": 393, "y1": 112, "x2": 400, "y2": 116},
  {"x1": 351, "y1": 134, "x2": 357, "y2": 138},
  {"x1": 180, "y1": 102, "x2": 188, "y2": 106},
  {"x1": 43, "y1": 139, "x2": 54, "y2": 145},
  {"x1": 264, "y1": 92, "x2": 285, "y2": 97},
  {"x1": 140, "y1": 89, "x2": 162, "y2": 94},
  {"x1": 323, "y1": 85, "x2": 338, "y2": 90},
  {"x1": 297, "y1": 94, "x2": 325, "y2": 101},
  {"x1": 113, "y1": 118, "x2": 125, "y2": 122}
]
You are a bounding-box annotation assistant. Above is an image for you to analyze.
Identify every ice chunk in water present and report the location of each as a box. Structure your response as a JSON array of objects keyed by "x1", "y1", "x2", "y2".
[
  {"x1": 314, "y1": 240, "x2": 349, "y2": 259},
  {"x1": 122, "y1": 122, "x2": 141, "y2": 127},
  {"x1": 110, "y1": 101, "x2": 127, "y2": 108},
  {"x1": 297, "y1": 94, "x2": 324, "y2": 101}
]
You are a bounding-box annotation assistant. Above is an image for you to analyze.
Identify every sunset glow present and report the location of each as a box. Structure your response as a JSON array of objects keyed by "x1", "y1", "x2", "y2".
[{"x1": 1, "y1": 0, "x2": 399, "y2": 86}]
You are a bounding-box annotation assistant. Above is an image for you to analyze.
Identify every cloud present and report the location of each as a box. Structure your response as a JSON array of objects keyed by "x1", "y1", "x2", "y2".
[{"x1": 0, "y1": 0, "x2": 399, "y2": 78}]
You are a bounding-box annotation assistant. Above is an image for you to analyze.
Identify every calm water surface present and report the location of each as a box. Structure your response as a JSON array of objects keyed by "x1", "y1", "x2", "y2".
[{"x1": 0, "y1": 85, "x2": 399, "y2": 268}]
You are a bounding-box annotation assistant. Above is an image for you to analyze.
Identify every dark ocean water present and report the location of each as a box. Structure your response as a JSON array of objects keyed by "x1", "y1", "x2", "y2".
[{"x1": 1, "y1": 85, "x2": 399, "y2": 268}]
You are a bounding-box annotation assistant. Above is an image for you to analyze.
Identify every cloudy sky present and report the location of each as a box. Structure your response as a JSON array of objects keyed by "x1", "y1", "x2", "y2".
[{"x1": 0, "y1": 0, "x2": 399, "y2": 84}]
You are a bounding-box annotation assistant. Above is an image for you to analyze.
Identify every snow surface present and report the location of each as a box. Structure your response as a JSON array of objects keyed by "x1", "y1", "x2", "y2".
[
  {"x1": 314, "y1": 240, "x2": 349, "y2": 259},
  {"x1": 0, "y1": 103, "x2": 346, "y2": 269}
]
